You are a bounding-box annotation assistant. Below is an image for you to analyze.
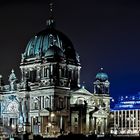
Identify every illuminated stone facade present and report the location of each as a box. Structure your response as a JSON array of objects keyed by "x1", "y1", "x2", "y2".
[
  {"x1": 111, "y1": 94, "x2": 140, "y2": 135},
  {"x1": 0, "y1": 16, "x2": 111, "y2": 137}
]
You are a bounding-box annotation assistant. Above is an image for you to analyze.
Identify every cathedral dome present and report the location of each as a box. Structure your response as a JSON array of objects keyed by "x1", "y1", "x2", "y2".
[
  {"x1": 22, "y1": 25, "x2": 80, "y2": 65},
  {"x1": 96, "y1": 68, "x2": 108, "y2": 81}
]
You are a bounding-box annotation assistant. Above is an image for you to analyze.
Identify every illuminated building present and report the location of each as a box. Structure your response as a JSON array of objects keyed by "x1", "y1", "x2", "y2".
[
  {"x1": 0, "y1": 4, "x2": 111, "y2": 137},
  {"x1": 111, "y1": 94, "x2": 140, "y2": 135}
]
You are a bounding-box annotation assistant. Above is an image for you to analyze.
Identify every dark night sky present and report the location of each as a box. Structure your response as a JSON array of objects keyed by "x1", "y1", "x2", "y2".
[{"x1": 0, "y1": 0, "x2": 140, "y2": 99}]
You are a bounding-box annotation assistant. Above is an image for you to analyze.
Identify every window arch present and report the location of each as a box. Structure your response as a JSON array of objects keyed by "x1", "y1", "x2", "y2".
[
  {"x1": 45, "y1": 97, "x2": 50, "y2": 109},
  {"x1": 76, "y1": 97, "x2": 85, "y2": 105},
  {"x1": 59, "y1": 97, "x2": 64, "y2": 109},
  {"x1": 29, "y1": 70, "x2": 36, "y2": 82},
  {"x1": 44, "y1": 67, "x2": 49, "y2": 78},
  {"x1": 34, "y1": 100, "x2": 39, "y2": 110}
]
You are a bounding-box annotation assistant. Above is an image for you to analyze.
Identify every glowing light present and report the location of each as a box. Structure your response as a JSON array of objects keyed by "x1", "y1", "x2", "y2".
[
  {"x1": 48, "y1": 123, "x2": 52, "y2": 127},
  {"x1": 110, "y1": 113, "x2": 114, "y2": 118},
  {"x1": 111, "y1": 99, "x2": 114, "y2": 102},
  {"x1": 51, "y1": 113, "x2": 55, "y2": 117},
  {"x1": 11, "y1": 124, "x2": 15, "y2": 128}
]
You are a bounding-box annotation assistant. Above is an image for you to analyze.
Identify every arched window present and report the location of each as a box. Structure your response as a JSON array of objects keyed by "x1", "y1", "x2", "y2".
[
  {"x1": 59, "y1": 97, "x2": 64, "y2": 109},
  {"x1": 44, "y1": 67, "x2": 50, "y2": 78},
  {"x1": 61, "y1": 68, "x2": 65, "y2": 77},
  {"x1": 47, "y1": 69, "x2": 49, "y2": 77},
  {"x1": 53, "y1": 65, "x2": 57, "y2": 76},
  {"x1": 29, "y1": 70, "x2": 36, "y2": 82},
  {"x1": 68, "y1": 70, "x2": 72, "y2": 78},
  {"x1": 25, "y1": 71, "x2": 29, "y2": 79},
  {"x1": 45, "y1": 97, "x2": 50, "y2": 108},
  {"x1": 77, "y1": 97, "x2": 85, "y2": 105},
  {"x1": 44, "y1": 68, "x2": 47, "y2": 77},
  {"x1": 34, "y1": 100, "x2": 39, "y2": 110}
]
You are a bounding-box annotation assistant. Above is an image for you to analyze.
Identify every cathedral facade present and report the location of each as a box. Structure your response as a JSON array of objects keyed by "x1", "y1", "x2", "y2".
[{"x1": 0, "y1": 14, "x2": 111, "y2": 137}]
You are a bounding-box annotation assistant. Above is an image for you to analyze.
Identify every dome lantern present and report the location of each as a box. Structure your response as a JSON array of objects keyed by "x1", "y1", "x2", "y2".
[{"x1": 46, "y1": 2, "x2": 55, "y2": 28}]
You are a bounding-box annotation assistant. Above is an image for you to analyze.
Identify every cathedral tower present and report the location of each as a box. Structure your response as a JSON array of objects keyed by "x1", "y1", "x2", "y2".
[{"x1": 92, "y1": 68, "x2": 111, "y2": 135}]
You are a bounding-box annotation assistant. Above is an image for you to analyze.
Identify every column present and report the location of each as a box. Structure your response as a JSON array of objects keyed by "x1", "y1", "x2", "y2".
[
  {"x1": 92, "y1": 117, "x2": 94, "y2": 132},
  {"x1": 70, "y1": 112, "x2": 74, "y2": 133},
  {"x1": 50, "y1": 96, "x2": 54, "y2": 110},
  {"x1": 86, "y1": 113, "x2": 89, "y2": 133},
  {"x1": 47, "y1": 68, "x2": 49, "y2": 77},
  {"x1": 125, "y1": 110, "x2": 126, "y2": 131},
  {"x1": 121, "y1": 110, "x2": 123, "y2": 131},
  {"x1": 41, "y1": 96, "x2": 43, "y2": 109},
  {"x1": 31, "y1": 117, "x2": 33, "y2": 133},
  {"x1": 50, "y1": 64, "x2": 53, "y2": 76},
  {"x1": 21, "y1": 68, "x2": 24, "y2": 81},
  {"x1": 44, "y1": 96, "x2": 46, "y2": 109},
  {"x1": 139, "y1": 111, "x2": 140, "y2": 130},
  {"x1": 129, "y1": 110, "x2": 130, "y2": 131},
  {"x1": 101, "y1": 118, "x2": 104, "y2": 134},
  {"x1": 117, "y1": 111, "x2": 119, "y2": 129},
  {"x1": 79, "y1": 110, "x2": 82, "y2": 133},
  {"x1": 65, "y1": 97, "x2": 67, "y2": 109},
  {"x1": 103, "y1": 118, "x2": 106, "y2": 134},
  {"x1": 37, "y1": 67, "x2": 40, "y2": 80},
  {"x1": 77, "y1": 67, "x2": 80, "y2": 87},
  {"x1": 40, "y1": 116, "x2": 42, "y2": 134},
  {"x1": 60, "y1": 115, "x2": 63, "y2": 132},
  {"x1": 94, "y1": 117, "x2": 97, "y2": 134},
  {"x1": 105, "y1": 118, "x2": 107, "y2": 133},
  {"x1": 23, "y1": 93, "x2": 31, "y2": 134},
  {"x1": 71, "y1": 70, "x2": 73, "y2": 80},
  {"x1": 133, "y1": 110, "x2": 134, "y2": 132},
  {"x1": 136, "y1": 110, "x2": 138, "y2": 131},
  {"x1": 50, "y1": 64, "x2": 53, "y2": 85},
  {"x1": 114, "y1": 111, "x2": 116, "y2": 132},
  {"x1": 59, "y1": 67, "x2": 61, "y2": 78}
]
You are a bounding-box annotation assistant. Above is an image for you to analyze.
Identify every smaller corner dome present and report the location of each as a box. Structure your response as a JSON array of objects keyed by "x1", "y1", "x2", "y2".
[
  {"x1": 95, "y1": 68, "x2": 108, "y2": 81},
  {"x1": 45, "y1": 45, "x2": 64, "y2": 58}
]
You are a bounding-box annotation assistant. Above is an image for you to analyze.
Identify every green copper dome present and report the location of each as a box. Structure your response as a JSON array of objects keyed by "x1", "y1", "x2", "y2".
[
  {"x1": 96, "y1": 68, "x2": 108, "y2": 81},
  {"x1": 22, "y1": 26, "x2": 80, "y2": 65}
]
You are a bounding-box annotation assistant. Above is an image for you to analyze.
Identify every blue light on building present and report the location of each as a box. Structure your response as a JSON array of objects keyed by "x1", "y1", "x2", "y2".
[
  {"x1": 112, "y1": 93, "x2": 140, "y2": 111},
  {"x1": 111, "y1": 93, "x2": 140, "y2": 135}
]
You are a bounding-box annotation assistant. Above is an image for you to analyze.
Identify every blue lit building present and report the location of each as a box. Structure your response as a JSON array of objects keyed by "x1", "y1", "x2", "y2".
[{"x1": 111, "y1": 94, "x2": 140, "y2": 135}]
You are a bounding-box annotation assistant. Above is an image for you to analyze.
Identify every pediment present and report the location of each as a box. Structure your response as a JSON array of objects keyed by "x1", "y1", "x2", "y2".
[
  {"x1": 73, "y1": 87, "x2": 92, "y2": 96},
  {"x1": 40, "y1": 108, "x2": 49, "y2": 113},
  {"x1": 39, "y1": 108, "x2": 49, "y2": 116},
  {"x1": 92, "y1": 109, "x2": 108, "y2": 118}
]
